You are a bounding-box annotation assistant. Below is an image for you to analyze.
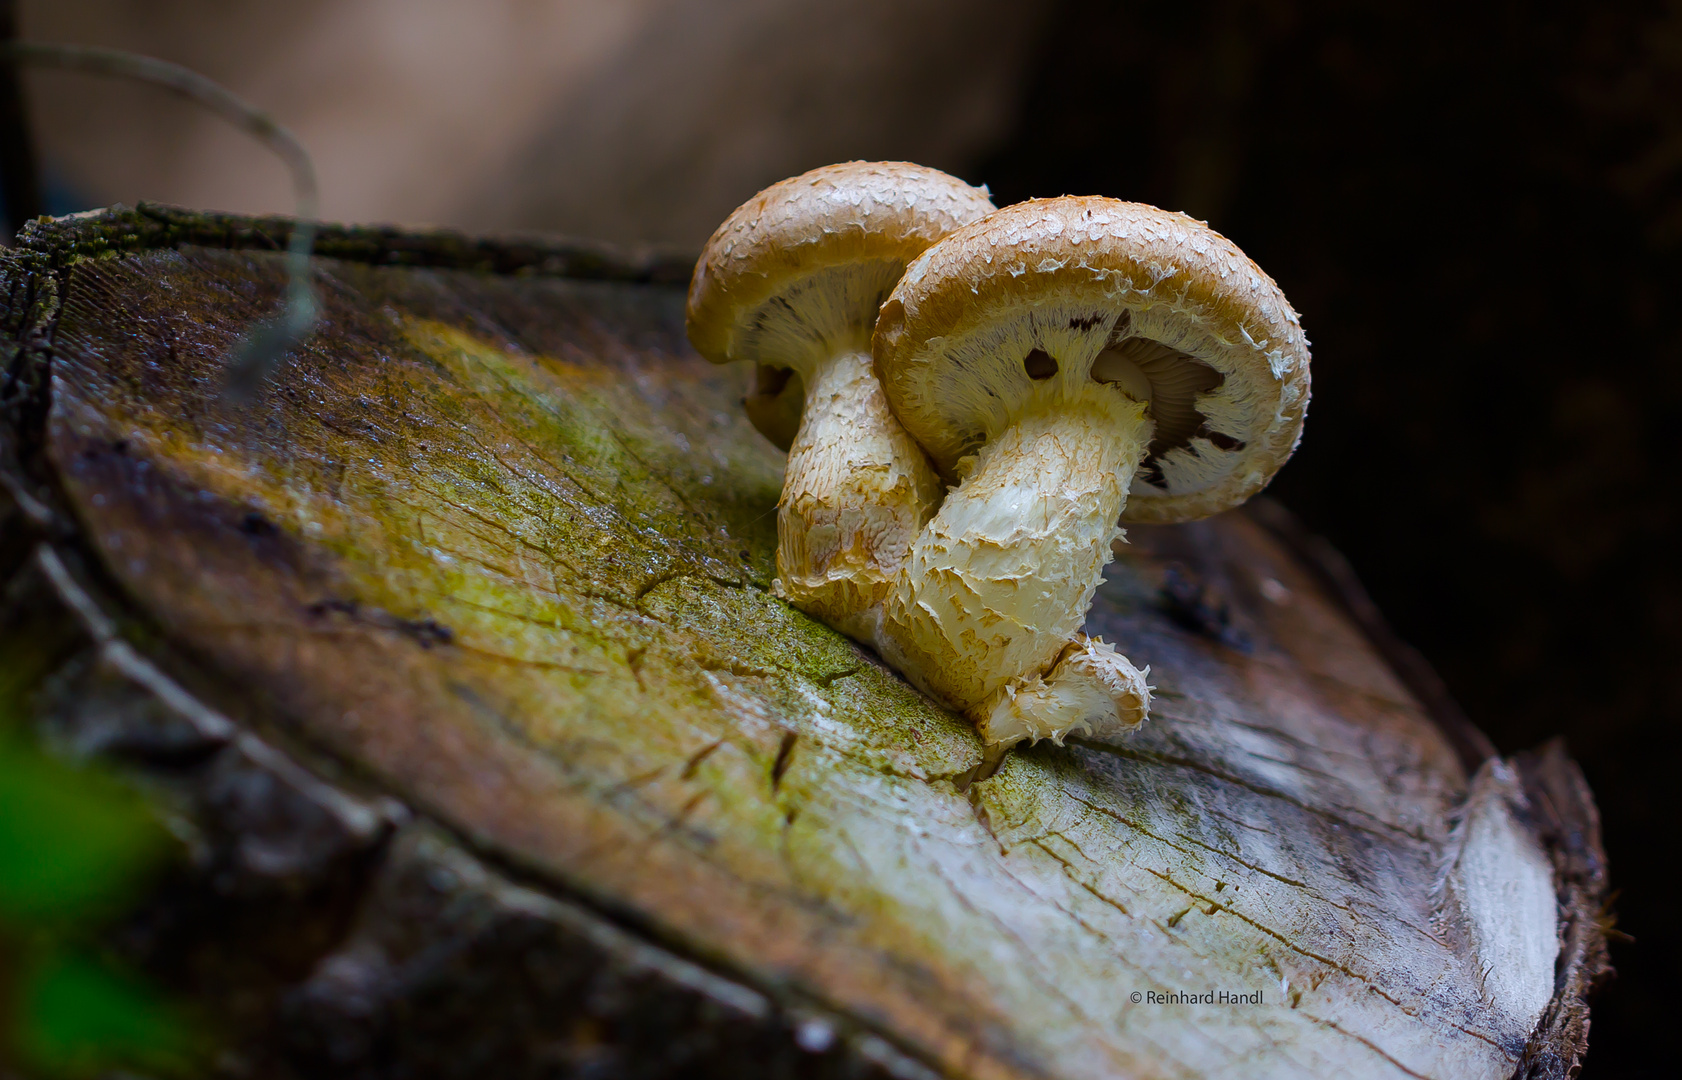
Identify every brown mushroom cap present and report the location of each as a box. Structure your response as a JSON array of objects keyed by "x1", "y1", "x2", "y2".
[
  {"x1": 873, "y1": 197, "x2": 1311, "y2": 524},
  {"x1": 686, "y1": 162, "x2": 996, "y2": 375}
]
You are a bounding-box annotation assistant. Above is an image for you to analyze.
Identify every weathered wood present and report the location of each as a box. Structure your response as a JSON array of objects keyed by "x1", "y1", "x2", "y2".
[{"x1": 0, "y1": 206, "x2": 1607, "y2": 1079}]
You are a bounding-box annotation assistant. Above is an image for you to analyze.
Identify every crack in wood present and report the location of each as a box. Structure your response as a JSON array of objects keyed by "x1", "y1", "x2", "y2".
[
  {"x1": 1073, "y1": 738, "x2": 1432, "y2": 844},
  {"x1": 770, "y1": 730, "x2": 797, "y2": 792}
]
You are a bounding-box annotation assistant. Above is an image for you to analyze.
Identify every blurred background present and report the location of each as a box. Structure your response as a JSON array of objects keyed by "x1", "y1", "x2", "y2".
[{"x1": 6, "y1": 1, "x2": 1678, "y2": 1075}]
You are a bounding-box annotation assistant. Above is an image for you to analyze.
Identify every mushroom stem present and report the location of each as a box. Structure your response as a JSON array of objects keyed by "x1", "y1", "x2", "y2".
[
  {"x1": 776, "y1": 348, "x2": 944, "y2": 641},
  {"x1": 977, "y1": 635, "x2": 1152, "y2": 747},
  {"x1": 879, "y1": 384, "x2": 1153, "y2": 734}
]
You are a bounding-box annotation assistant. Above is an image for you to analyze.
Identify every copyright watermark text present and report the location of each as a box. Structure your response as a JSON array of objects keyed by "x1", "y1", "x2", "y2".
[{"x1": 1128, "y1": 989, "x2": 1266, "y2": 1005}]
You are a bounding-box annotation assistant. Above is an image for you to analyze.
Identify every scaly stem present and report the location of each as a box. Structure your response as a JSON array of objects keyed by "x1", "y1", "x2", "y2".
[
  {"x1": 977, "y1": 634, "x2": 1152, "y2": 748},
  {"x1": 880, "y1": 384, "x2": 1152, "y2": 713},
  {"x1": 777, "y1": 349, "x2": 943, "y2": 642}
]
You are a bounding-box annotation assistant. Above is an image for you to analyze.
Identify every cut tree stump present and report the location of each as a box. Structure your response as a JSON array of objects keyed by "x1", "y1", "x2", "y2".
[{"x1": 0, "y1": 206, "x2": 1608, "y2": 1079}]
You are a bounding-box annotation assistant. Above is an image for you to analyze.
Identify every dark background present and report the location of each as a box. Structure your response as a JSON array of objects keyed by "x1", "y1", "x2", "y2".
[
  {"x1": 7, "y1": 1, "x2": 1677, "y2": 1075},
  {"x1": 977, "y1": 3, "x2": 1676, "y2": 1076}
]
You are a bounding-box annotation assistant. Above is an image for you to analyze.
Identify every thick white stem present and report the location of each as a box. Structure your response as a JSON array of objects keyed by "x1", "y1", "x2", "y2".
[
  {"x1": 880, "y1": 384, "x2": 1152, "y2": 716},
  {"x1": 776, "y1": 349, "x2": 944, "y2": 641}
]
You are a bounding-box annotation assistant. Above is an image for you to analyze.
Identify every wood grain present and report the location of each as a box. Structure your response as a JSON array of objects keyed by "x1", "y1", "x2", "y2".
[{"x1": 0, "y1": 208, "x2": 1606, "y2": 1078}]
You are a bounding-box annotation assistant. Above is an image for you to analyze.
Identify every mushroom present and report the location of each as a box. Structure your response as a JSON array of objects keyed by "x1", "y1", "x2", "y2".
[
  {"x1": 685, "y1": 162, "x2": 995, "y2": 641},
  {"x1": 871, "y1": 196, "x2": 1311, "y2": 747}
]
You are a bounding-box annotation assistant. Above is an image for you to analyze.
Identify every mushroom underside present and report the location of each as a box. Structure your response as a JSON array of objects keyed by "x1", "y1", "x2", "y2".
[
  {"x1": 1018, "y1": 330, "x2": 1231, "y2": 491},
  {"x1": 747, "y1": 331, "x2": 1230, "y2": 481},
  {"x1": 743, "y1": 364, "x2": 805, "y2": 451},
  {"x1": 1088, "y1": 335, "x2": 1234, "y2": 489},
  {"x1": 731, "y1": 260, "x2": 905, "y2": 372}
]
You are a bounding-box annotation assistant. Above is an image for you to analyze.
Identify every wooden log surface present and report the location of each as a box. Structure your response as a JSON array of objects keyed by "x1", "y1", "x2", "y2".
[{"x1": 0, "y1": 206, "x2": 1608, "y2": 1079}]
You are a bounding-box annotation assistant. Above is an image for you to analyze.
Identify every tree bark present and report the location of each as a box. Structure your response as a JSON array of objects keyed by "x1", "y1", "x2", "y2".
[{"x1": 0, "y1": 205, "x2": 1608, "y2": 1079}]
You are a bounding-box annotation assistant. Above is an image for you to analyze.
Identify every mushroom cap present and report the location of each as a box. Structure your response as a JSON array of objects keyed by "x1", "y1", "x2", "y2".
[
  {"x1": 685, "y1": 162, "x2": 996, "y2": 373},
  {"x1": 872, "y1": 197, "x2": 1311, "y2": 524}
]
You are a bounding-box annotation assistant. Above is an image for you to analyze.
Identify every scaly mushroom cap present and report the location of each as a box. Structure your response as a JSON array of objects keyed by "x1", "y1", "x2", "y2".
[
  {"x1": 873, "y1": 197, "x2": 1311, "y2": 524},
  {"x1": 686, "y1": 161, "x2": 996, "y2": 380}
]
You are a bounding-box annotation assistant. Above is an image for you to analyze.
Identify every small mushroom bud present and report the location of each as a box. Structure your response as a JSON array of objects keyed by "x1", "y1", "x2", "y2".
[
  {"x1": 685, "y1": 162, "x2": 994, "y2": 641},
  {"x1": 872, "y1": 197, "x2": 1311, "y2": 747}
]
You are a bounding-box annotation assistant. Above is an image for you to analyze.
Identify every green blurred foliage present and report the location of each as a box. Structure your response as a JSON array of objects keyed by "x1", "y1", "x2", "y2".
[
  {"x1": 0, "y1": 725, "x2": 204, "y2": 1076},
  {"x1": 0, "y1": 739, "x2": 169, "y2": 922},
  {"x1": 13, "y1": 951, "x2": 199, "y2": 1077}
]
